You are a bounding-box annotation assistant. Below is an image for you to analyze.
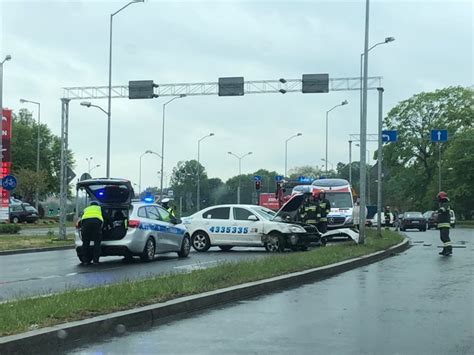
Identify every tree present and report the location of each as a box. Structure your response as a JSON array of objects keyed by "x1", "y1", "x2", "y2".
[
  {"x1": 13, "y1": 169, "x2": 48, "y2": 204},
  {"x1": 288, "y1": 165, "x2": 324, "y2": 180},
  {"x1": 11, "y1": 109, "x2": 75, "y2": 198},
  {"x1": 382, "y1": 86, "x2": 473, "y2": 213}
]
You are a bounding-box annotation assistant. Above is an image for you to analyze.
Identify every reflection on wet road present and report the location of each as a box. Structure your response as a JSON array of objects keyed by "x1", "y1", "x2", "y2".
[{"x1": 71, "y1": 228, "x2": 474, "y2": 355}]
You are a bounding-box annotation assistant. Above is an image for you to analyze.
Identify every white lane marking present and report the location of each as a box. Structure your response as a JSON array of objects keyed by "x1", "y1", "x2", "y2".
[{"x1": 173, "y1": 260, "x2": 222, "y2": 271}]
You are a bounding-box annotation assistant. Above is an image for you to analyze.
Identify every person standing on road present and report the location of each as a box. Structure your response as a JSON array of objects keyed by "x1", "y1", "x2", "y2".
[
  {"x1": 300, "y1": 193, "x2": 318, "y2": 225},
  {"x1": 79, "y1": 201, "x2": 104, "y2": 265},
  {"x1": 384, "y1": 206, "x2": 391, "y2": 229},
  {"x1": 315, "y1": 189, "x2": 331, "y2": 234},
  {"x1": 437, "y1": 191, "x2": 452, "y2": 256}
]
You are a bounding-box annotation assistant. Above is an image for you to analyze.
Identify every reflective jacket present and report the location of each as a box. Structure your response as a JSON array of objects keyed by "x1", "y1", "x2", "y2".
[
  {"x1": 82, "y1": 205, "x2": 104, "y2": 222},
  {"x1": 316, "y1": 198, "x2": 331, "y2": 222},
  {"x1": 301, "y1": 205, "x2": 318, "y2": 224},
  {"x1": 167, "y1": 207, "x2": 176, "y2": 218},
  {"x1": 437, "y1": 205, "x2": 450, "y2": 229}
]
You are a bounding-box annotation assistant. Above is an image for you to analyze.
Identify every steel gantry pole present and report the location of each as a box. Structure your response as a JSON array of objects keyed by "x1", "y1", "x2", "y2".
[
  {"x1": 197, "y1": 133, "x2": 214, "y2": 212},
  {"x1": 107, "y1": 0, "x2": 144, "y2": 178},
  {"x1": 160, "y1": 95, "x2": 186, "y2": 202},
  {"x1": 348, "y1": 140, "x2": 353, "y2": 184},
  {"x1": 285, "y1": 133, "x2": 302, "y2": 178},
  {"x1": 376, "y1": 87, "x2": 384, "y2": 236},
  {"x1": 59, "y1": 98, "x2": 70, "y2": 240},
  {"x1": 19, "y1": 99, "x2": 41, "y2": 210},
  {"x1": 325, "y1": 100, "x2": 348, "y2": 175}
]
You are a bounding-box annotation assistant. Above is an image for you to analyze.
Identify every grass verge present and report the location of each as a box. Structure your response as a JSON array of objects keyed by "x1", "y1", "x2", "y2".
[
  {"x1": 0, "y1": 229, "x2": 403, "y2": 336},
  {"x1": 0, "y1": 235, "x2": 74, "y2": 251},
  {"x1": 18, "y1": 221, "x2": 75, "y2": 229}
]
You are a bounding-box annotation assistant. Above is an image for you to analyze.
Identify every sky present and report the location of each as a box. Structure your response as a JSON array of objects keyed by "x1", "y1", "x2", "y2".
[{"x1": 1, "y1": 0, "x2": 472, "y2": 191}]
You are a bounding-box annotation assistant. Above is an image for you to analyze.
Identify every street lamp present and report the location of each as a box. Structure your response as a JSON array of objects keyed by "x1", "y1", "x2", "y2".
[
  {"x1": 197, "y1": 133, "x2": 215, "y2": 211},
  {"x1": 285, "y1": 133, "x2": 302, "y2": 177},
  {"x1": 85, "y1": 156, "x2": 94, "y2": 174},
  {"x1": 357, "y1": 144, "x2": 371, "y2": 204},
  {"x1": 160, "y1": 94, "x2": 186, "y2": 202},
  {"x1": 19, "y1": 98, "x2": 41, "y2": 210},
  {"x1": 139, "y1": 149, "x2": 162, "y2": 194},
  {"x1": 228, "y1": 151, "x2": 252, "y2": 204},
  {"x1": 321, "y1": 158, "x2": 334, "y2": 172},
  {"x1": 89, "y1": 164, "x2": 101, "y2": 175},
  {"x1": 107, "y1": 0, "x2": 144, "y2": 178},
  {"x1": 80, "y1": 101, "x2": 108, "y2": 116},
  {"x1": 325, "y1": 100, "x2": 348, "y2": 175}
]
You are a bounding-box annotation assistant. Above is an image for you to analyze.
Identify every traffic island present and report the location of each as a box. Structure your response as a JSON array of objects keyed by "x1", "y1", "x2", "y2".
[{"x1": 0, "y1": 230, "x2": 408, "y2": 353}]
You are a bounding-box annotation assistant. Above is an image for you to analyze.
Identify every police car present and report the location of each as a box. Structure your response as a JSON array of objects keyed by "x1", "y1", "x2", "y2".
[
  {"x1": 182, "y1": 194, "x2": 322, "y2": 252},
  {"x1": 75, "y1": 179, "x2": 191, "y2": 262}
]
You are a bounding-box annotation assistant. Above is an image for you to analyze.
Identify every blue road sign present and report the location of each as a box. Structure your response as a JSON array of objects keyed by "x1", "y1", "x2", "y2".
[
  {"x1": 382, "y1": 130, "x2": 397, "y2": 143},
  {"x1": 254, "y1": 175, "x2": 261, "y2": 181},
  {"x1": 2, "y1": 175, "x2": 17, "y2": 191},
  {"x1": 275, "y1": 175, "x2": 283, "y2": 182},
  {"x1": 431, "y1": 129, "x2": 448, "y2": 142}
]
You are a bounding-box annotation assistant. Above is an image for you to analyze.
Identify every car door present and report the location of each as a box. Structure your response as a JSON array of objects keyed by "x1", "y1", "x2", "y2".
[
  {"x1": 201, "y1": 207, "x2": 232, "y2": 244},
  {"x1": 231, "y1": 207, "x2": 264, "y2": 245},
  {"x1": 144, "y1": 205, "x2": 168, "y2": 252},
  {"x1": 156, "y1": 205, "x2": 185, "y2": 251}
]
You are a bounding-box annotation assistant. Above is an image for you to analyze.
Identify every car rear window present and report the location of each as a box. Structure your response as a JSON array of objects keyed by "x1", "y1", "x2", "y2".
[
  {"x1": 405, "y1": 212, "x2": 422, "y2": 218},
  {"x1": 88, "y1": 184, "x2": 130, "y2": 203},
  {"x1": 203, "y1": 207, "x2": 230, "y2": 220}
]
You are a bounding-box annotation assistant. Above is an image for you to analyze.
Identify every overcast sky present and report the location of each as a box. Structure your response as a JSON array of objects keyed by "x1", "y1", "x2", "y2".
[{"x1": 1, "y1": 0, "x2": 472, "y2": 191}]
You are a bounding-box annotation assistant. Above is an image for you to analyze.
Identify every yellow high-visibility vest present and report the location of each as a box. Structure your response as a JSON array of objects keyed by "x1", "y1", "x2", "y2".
[{"x1": 82, "y1": 205, "x2": 104, "y2": 222}]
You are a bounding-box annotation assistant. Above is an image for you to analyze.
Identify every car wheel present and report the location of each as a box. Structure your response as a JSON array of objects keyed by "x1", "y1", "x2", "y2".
[
  {"x1": 140, "y1": 238, "x2": 155, "y2": 262},
  {"x1": 218, "y1": 246, "x2": 233, "y2": 252},
  {"x1": 12, "y1": 216, "x2": 19, "y2": 224},
  {"x1": 191, "y1": 231, "x2": 211, "y2": 252},
  {"x1": 177, "y1": 236, "x2": 191, "y2": 258},
  {"x1": 264, "y1": 233, "x2": 285, "y2": 253}
]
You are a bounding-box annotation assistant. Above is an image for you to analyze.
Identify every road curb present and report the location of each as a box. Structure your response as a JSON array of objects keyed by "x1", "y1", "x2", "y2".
[
  {"x1": 0, "y1": 245, "x2": 74, "y2": 256},
  {"x1": 0, "y1": 238, "x2": 409, "y2": 354}
]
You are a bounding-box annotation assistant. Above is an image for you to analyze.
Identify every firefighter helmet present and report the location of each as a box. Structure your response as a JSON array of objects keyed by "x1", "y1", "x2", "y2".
[{"x1": 437, "y1": 191, "x2": 449, "y2": 202}]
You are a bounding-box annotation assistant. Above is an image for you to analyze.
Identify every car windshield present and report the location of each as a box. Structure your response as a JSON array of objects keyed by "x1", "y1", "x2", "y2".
[
  {"x1": 405, "y1": 212, "x2": 422, "y2": 218},
  {"x1": 325, "y1": 192, "x2": 353, "y2": 208},
  {"x1": 25, "y1": 206, "x2": 37, "y2": 212}
]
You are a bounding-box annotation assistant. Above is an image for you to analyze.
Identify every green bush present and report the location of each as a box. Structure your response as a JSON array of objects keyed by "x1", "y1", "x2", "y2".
[{"x1": 0, "y1": 224, "x2": 21, "y2": 234}]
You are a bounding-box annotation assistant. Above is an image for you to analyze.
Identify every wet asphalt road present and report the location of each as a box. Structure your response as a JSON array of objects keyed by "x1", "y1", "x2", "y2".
[
  {"x1": 0, "y1": 247, "x2": 270, "y2": 301},
  {"x1": 71, "y1": 228, "x2": 473, "y2": 355}
]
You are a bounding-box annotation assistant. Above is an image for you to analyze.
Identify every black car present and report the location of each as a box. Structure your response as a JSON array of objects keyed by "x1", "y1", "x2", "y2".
[
  {"x1": 10, "y1": 203, "x2": 39, "y2": 223},
  {"x1": 423, "y1": 211, "x2": 438, "y2": 229},
  {"x1": 400, "y1": 211, "x2": 426, "y2": 232}
]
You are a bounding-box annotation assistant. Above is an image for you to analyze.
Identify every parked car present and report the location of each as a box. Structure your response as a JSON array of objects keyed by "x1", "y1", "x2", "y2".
[
  {"x1": 9, "y1": 203, "x2": 39, "y2": 223},
  {"x1": 423, "y1": 211, "x2": 438, "y2": 229},
  {"x1": 400, "y1": 211, "x2": 426, "y2": 232},
  {"x1": 75, "y1": 178, "x2": 191, "y2": 262}
]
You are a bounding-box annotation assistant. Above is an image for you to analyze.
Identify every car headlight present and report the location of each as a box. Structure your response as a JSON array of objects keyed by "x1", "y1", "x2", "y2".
[{"x1": 289, "y1": 225, "x2": 306, "y2": 233}]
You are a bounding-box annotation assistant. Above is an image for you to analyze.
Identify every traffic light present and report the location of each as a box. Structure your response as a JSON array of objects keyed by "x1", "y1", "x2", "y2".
[{"x1": 255, "y1": 180, "x2": 261, "y2": 190}]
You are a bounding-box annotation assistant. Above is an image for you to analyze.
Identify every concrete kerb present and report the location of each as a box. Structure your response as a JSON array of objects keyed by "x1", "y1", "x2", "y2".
[
  {"x1": 0, "y1": 237, "x2": 409, "y2": 354},
  {"x1": 0, "y1": 245, "x2": 74, "y2": 256}
]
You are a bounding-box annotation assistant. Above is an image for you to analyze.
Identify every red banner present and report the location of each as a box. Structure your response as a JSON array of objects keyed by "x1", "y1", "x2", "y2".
[{"x1": 1, "y1": 109, "x2": 12, "y2": 210}]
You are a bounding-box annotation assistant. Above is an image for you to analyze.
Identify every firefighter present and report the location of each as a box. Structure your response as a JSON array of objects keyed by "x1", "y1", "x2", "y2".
[
  {"x1": 79, "y1": 201, "x2": 104, "y2": 265},
  {"x1": 384, "y1": 206, "x2": 391, "y2": 229},
  {"x1": 315, "y1": 189, "x2": 331, "y2": 234},
  {"x1": 437, "y1": 191, "x2": 452, "y2": 256},
  {"x1": 300, "y1": 193, "x2": 317, "y2": 225}
]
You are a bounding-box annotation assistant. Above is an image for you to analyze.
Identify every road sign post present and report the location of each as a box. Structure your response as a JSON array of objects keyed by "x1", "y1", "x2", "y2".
[{"x1": 430, "y1": 129, "x2": 448, "y2": 191}]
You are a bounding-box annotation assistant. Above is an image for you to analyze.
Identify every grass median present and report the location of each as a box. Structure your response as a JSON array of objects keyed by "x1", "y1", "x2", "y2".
[
  {"x1": 0, "y1": 229, "x2": 404, "y2": 336},
  {"x1": 0, "y1": 235, "x2": 74, "y2": 252}
]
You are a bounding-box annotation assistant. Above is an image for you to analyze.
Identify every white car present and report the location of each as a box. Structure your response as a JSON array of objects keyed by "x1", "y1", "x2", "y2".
[{"x1": 182, "y1": 194, "x2": 322, "y2": 252}]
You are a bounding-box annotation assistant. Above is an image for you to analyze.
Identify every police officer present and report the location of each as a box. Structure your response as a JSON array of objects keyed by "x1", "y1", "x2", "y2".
[
  {"x1": 315, "y1": 189, "x2": 331, "y2": 234},
  {"x1": 161, "y1": 198, "x2": 176, "y2": 218},
  {"x1": 437, "y1": 191, "x2": 452, "y2": 256},
  {"x1": 80, "y1": 201, "x2": 104, "y2": 265}
]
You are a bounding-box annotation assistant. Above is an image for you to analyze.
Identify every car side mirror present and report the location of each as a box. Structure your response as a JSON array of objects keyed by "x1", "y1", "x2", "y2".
[
  {"x1": 248, "y1": 215, "x2": 258, "y2": 221},
  {"x1": 171, "y1": 216, "x2": 182, "y2": 224}
]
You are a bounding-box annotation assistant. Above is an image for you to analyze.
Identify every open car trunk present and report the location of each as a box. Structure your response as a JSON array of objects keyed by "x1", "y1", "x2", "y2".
[{"x1": 76, "y1": 179, "x2": 134, "y2": 241}]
